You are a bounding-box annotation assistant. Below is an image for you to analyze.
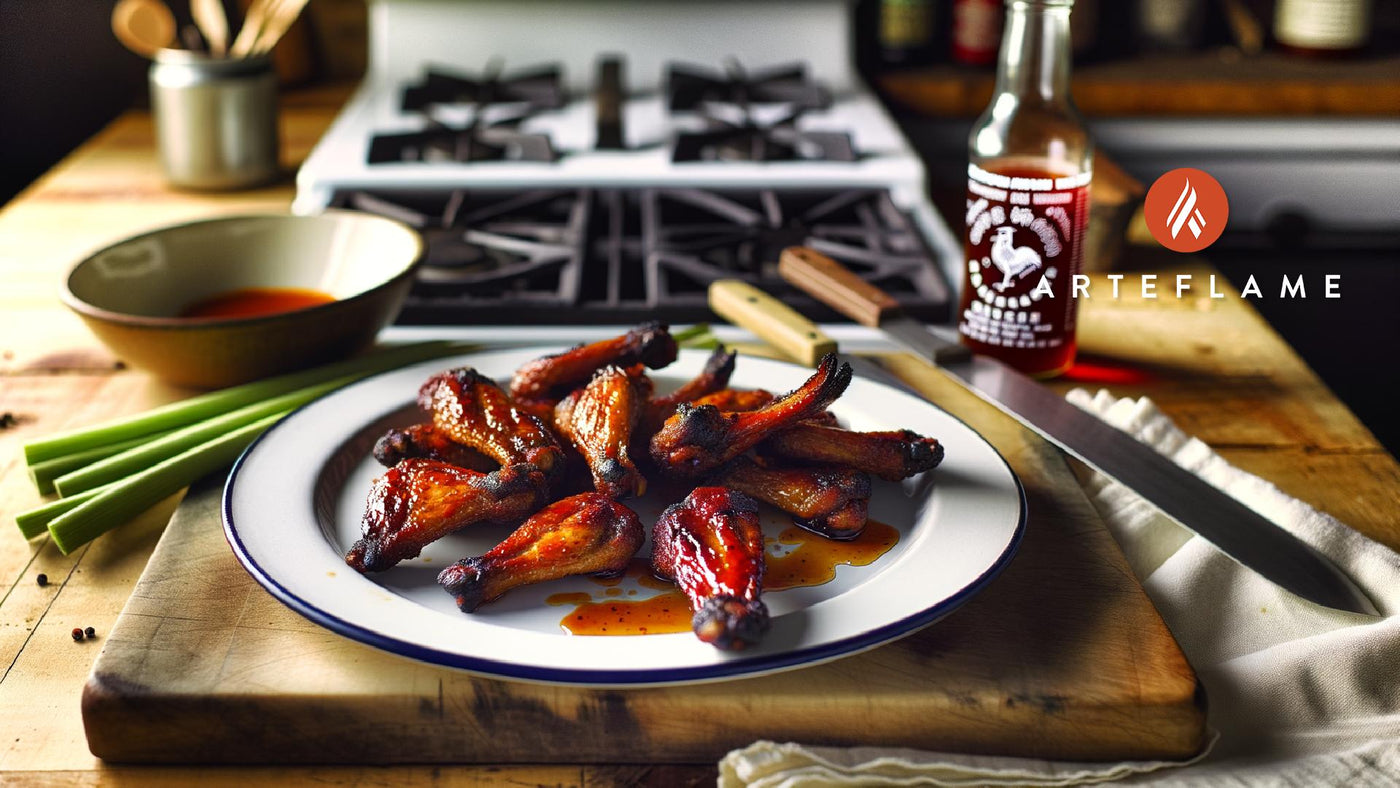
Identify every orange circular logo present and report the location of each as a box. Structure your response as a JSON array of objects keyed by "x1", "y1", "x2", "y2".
[{"x1": 1144, "y1": 167, "x2": 1229, "y2": 253}]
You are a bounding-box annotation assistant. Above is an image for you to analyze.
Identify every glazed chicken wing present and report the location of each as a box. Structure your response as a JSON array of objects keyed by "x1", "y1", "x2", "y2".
[
  {"x1": 346, "y1": 460, "x2": 549, "y2": 573},
  {"x1": 759, "y1": 424, "x2": 944, "y2": 482},
  {"x1": 687, "y1": 387, "x2": 838, "y2": 427},
  {"x1": 373, "y1": 423, "x2": 498, "y2": 472},
  {"x1": 438, "y1": 493, "x2": 645, "y2": 612},
  {"x1": 715, "y1": 457, "x2": 871, "y2": 540},
  {"x1": 554, "y1": 366, "x2": 649, "y2": 500},
  {"x1": 652, "y1": 487, "x2": 769, "y2": 650},
  {"x1": 649, "y1": 354, "x2": 852, "y2": 478},
  {"x1": 509, "y1": 322, "x2": 679, "y2": 404},
  {"x1": 419, "y1": 367, "x2": 565, "y2": 477},
  {"x1": 647, "y1": 346, "x2": 737, "y2": 415},
  {"x1": 688, "y1": 387, "x2": 774, "y2": 413}
]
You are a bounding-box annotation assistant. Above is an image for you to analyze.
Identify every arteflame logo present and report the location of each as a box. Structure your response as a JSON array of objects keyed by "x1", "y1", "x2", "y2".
[{"x1": 1145, "y1": 167, "x2": 1228, "y2": 253}]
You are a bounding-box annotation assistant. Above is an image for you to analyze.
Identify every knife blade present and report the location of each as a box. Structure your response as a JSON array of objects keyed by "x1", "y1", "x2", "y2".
[{"x1": 771, "y1": 247, "x2": 1378, "y2": 617}]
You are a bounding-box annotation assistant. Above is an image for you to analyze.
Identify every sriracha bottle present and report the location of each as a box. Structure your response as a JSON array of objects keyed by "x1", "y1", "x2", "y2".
[{"x1": 958, "y1": 0, "x2": 1092, "y2": 378}]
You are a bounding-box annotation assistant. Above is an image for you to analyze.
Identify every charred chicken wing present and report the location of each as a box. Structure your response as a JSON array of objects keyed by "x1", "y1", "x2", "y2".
[
  {"x1": 651, "y1": 487, "x2": 769, "y2": 650},
  {"x1": 759, "y1": 424, "x2": 944, "y2": 482},
  {"x1": 438, "y1": 493, "x2": 644, "y2": 612},
  {"x1": 346, "y1": 460, "x2": 549, "y2": 573},
  {"x1": 715, "y1": 457, "x2": 871, "y2": 540},
  {"x1": 649, "y1": 354, "x2": 852, "y2": 477},
  {"x1": 372, "y1": 423, "x2": 498, "y2": 472},
  {"x1": 688, "y1": 387, "x2": 774, "y2": 413},
  {"x1": 419, "y1": 367, "x2": 565, "y2": 477},
  {"x1": 554, "y1": 366, "x2": 649, "y2": 500},
  {"x1": 509, "y1": 322, "x2": 678, "y2": 404}
]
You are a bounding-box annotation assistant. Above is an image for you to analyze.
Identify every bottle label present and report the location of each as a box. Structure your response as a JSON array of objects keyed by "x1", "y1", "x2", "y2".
[{"x1": 960, "y1": 163, "x2": 1091, "y2": 355}]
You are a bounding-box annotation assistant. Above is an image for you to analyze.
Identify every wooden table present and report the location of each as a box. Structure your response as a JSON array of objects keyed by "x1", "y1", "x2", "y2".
[{"x1": 2, "y1": 88, "x2": 1397, "y2": 786}]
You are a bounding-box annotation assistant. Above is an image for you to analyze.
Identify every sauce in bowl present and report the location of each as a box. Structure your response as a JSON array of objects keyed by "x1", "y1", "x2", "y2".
[{"x1": 179, "y1": 287, "x2": 334, "y2": 319}]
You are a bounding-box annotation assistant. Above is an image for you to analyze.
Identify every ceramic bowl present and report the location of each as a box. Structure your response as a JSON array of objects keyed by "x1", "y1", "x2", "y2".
[{"x1": 62, "y1": 212, "x2": 423, "y2": 388}]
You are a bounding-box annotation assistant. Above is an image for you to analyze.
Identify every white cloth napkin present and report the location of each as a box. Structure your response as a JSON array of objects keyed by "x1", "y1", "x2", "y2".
[{"x1": 720, "y1": 389, "x2": 1400, "y2": 787}]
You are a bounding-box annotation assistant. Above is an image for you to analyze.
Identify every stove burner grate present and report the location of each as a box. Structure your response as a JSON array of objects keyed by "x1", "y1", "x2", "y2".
[
  {"x1": 666, "y1": 60, "x2": 831, "y2": 112},
  {"x1": 401, "y1": 61, "x2": 566, "y2": 111},
  {"x1": 329, "y1": 187, "x2": 949, "y2": 324}
]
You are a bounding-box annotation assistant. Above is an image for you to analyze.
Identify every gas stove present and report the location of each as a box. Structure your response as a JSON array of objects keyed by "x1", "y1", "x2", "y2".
[{"x1": 293, "y1": 0, "x2": 961, "y2": 324}]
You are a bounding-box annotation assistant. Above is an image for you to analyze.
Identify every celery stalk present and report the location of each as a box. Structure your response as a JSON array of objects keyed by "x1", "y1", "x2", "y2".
[
  {"x1": 15, "y1": 483, "x2": 116, "y2": 539},
  {"x1": 27, "y1": 430, "x2": 177, "y2": 495},
  {"x1": 23, "y1": 340, "x2": 471, "y2": 464},
  {"x1": 47, "y1": 412, "x2": 288, "y2": 554},
  {"x1": 53, "y1": 375, "x2": 357, "y2": 497}
]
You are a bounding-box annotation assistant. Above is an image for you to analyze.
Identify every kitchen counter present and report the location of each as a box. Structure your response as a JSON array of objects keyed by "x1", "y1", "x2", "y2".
[{"x1": 1, "y1": 86, "x2": 1397, "y2": 785}]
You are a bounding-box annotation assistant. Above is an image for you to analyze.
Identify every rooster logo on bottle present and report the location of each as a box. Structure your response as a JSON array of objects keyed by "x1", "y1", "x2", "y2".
[{"x1": 989, "y1": 225, "x2": 1042, "y2": 292}]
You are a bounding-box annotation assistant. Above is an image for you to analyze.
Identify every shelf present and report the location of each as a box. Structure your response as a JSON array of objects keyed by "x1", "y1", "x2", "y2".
[{"x1": 878, "y1": 50, "x2": 1400, "y2": 117}]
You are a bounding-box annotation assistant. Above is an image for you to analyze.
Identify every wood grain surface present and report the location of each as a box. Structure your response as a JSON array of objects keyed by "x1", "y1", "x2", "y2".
[
  {"x1": 80, "y1": 352, "x2": 1205, "y2": 764},
  {"x1": 879, "y1": 52, "x2": 1400, "y2": 117},
  {"x1": 1, "y1": 87, "x2": 1396, "y2": 785}
]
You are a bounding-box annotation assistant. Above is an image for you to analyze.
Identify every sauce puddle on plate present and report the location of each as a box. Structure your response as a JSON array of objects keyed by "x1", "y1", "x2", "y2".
[
  {"x1": 546, "y1": 521, "x2": 900, "y2": 636},
  {"x1": 180, "y1": 287, "x2": 334, "y2": 319}
]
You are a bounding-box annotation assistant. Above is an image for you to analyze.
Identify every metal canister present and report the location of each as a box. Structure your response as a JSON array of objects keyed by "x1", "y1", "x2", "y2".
[{"x1": 149, "y1": 50, "x2": 280, "y2": 190}]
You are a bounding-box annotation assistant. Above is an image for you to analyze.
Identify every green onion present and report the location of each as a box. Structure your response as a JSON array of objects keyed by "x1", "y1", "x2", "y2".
[
  {"x1": 672, "y1": 323, "x2": 712, "y2": 345},
  {"x1": 53, "y1": 375, "x2": 357, "y2": 497},
  {"x1": 23, "y1": 340, "x2": 471, "y2": 464},
  {"x1": 16, "y1": 483, "x2": 116, "y2": 539},
  {"x1": 27, "y1": 430, "x2": 176, "y2": 495},
  {"x1": 47, "y1": 412, "x2": 288, "y2": 555}
]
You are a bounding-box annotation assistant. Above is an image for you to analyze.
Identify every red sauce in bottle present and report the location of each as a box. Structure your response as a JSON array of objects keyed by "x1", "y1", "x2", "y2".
[
  {"x1": 179, "y1": 287, "x2": 335, "y2": 319},
  {"x1": 959, "y1": 160, "x2": 1090, "y2": 377}
]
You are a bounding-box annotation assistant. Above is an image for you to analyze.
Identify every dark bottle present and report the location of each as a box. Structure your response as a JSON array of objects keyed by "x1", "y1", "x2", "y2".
[
  {"x1": 958, "y1": 0, "x2": 1093, "y2": 378},
  {"x1": 880, "y1": 0, "x2": 940, "y2": 66}
]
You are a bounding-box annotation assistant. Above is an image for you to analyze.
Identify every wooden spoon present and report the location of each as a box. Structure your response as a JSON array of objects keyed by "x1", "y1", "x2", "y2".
[
  {"x1": 229, "y1": 0, "x2": 268, "y2": 58},
  {"x1": 191, "y1": 0, "x2": 230, "y2": 57},
  {"x1": 111, "y1": 0, "x2": 177, "y2": 58},
  {"x1": 252, "y1": 0, "x2": 311, "y2": 55}
]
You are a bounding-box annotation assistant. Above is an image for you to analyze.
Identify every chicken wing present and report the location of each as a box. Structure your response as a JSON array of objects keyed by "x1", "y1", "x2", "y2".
[
  {"x1": 651, "y1": 487, "x2": 769, "y2": 650},
  {"x1": 637, "y1": 346, "x2": 738, "y2": 438},
  {"x1": 715, "y1": 457, "x2": 871, "y2": 540},
  {"x1": 346, "y1": 460, "x2": 549, "y2": 573},
  {"x1": 649, "y1": 346, "x2": 737, "y2": 414},
  {"x1": 419, "y1": 367, "x2": 565, "y2": 477},
  {"x1": 688, "y1": 387, "x2": 774, "y2": 412},
  {"x1": 554, "y1": 366, "x2": 649, "y2": 500},
  {"x1": 759, "y1": 424, "x2": 944, "y2": 482},
  {"x1": 509, "y1": 322, "x2": 679, "y2": 403},
  {"x1": 438, "y1": 493, "x2": 645, "y2": 612},
  {"x1": 687, "y1": 387, "x2": 839, "y2": 427},
  {"x1": 649, "y1": 354, "x2": 852, "y2": 478},
  {"x1": 372, "y1": 423, "x2": 498, "y2": 472}
]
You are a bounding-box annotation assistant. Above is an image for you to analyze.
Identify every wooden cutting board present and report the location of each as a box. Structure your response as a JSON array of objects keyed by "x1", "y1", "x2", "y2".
[{"x1": 81, "y1": 358, "x2": 1206, "y2": 765}]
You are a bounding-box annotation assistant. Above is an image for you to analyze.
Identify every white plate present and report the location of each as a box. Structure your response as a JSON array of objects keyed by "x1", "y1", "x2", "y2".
[{"x1": 224, "y1": 348, "x2": 1025, "y2": 686}]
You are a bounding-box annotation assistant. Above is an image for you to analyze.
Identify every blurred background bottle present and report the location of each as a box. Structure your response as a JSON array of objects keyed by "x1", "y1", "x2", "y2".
[
  {"x1": 879, "y1": 0, "x2": 942, "y2": 66},
  {"x1": 952, "y1": 0, "x2": 1004, "y2": 65}
]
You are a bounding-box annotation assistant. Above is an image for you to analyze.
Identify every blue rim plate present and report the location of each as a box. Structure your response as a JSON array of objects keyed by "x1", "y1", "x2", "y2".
[{"x1": 223, "y1": 348, "x2": 1026, "y2": 687}]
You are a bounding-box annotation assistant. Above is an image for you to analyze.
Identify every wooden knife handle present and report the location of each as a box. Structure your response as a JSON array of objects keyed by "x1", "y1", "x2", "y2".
[
  {"x1": 708, "y1": 279, "x2": 837, "y2": 367},
  {"x1": 778, "y1": 246, "x2": 902, "y2": 327}
]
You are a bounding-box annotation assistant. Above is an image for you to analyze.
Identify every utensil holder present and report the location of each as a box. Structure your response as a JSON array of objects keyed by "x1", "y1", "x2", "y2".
[{"x1": 150, "y1": 50, "x2": 279, "y2": 190}]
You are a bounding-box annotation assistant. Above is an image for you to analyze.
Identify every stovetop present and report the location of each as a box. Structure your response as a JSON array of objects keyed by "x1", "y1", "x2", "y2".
[
  {"x1": 294, "y1": 0, "x2": 963, "y2": 325},
  {"x1": 332, "y1": 185, "x2": 950, "y2": 324}
]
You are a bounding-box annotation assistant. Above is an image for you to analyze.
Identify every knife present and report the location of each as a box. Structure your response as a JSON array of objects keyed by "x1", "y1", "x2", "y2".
[
  {"x1": 709, "y1": 279, "x2": 926, "y2": 400},
  {"x1": 741, "y1": 248, "x2": 1378, "y2": 616}
]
